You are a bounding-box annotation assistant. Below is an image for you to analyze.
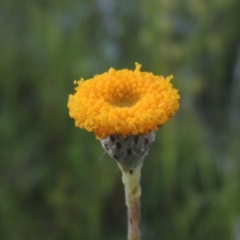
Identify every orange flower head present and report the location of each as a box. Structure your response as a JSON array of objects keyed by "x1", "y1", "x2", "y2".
[{"x1": 68, "y1": 63, "x2": 180, "y2": 138}]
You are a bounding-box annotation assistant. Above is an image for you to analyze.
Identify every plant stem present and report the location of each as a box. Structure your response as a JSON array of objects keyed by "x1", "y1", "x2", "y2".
[{"x1": 122, "y1": 165, "x2": 142, "y2": 240}]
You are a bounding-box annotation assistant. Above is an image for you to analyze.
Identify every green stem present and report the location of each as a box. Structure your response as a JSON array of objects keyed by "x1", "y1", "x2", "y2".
[{"x1": 122, "y1": 165, "x2": 142, "y2": 240}]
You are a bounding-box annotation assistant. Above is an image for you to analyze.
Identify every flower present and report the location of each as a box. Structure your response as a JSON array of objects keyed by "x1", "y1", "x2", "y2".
[{"x1": 68, "y1": 63, "x2": 180, "y2": 138}]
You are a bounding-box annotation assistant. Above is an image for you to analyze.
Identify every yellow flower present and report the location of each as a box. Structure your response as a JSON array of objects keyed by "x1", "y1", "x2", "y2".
[{"x1": 68, "y1": 63, "x2": 180, "y2": 138}]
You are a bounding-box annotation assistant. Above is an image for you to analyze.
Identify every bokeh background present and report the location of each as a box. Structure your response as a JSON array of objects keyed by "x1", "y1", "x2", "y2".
[{"x1": 1, "y1": 0, "x2": 240, "y2": 239}]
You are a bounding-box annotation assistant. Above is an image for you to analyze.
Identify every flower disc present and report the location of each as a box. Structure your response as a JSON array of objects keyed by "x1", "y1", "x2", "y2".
[{"x1": 68, "y1": 63, "x2": 180, "y2": 138}]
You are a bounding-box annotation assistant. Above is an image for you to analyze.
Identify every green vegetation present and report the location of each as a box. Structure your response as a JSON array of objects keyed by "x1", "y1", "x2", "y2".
[{"x1": 1, "y1": 0, "x2": 240, "y2": 239}]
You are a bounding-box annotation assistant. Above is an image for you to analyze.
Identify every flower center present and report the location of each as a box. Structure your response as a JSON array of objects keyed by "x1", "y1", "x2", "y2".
[{"x1": 105, "y1": 87, "x2": 140, "y2": 108}]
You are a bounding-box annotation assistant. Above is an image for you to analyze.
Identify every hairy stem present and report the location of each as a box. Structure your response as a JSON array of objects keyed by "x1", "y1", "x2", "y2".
[{"x1": 122, "y1": 165, "x2": 142, "y2": 240}]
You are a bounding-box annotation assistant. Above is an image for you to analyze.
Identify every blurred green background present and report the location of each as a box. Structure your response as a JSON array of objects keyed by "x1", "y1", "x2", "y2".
[{"x1": 1, "y1": 0, "x2": 240, "y2": 239}]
